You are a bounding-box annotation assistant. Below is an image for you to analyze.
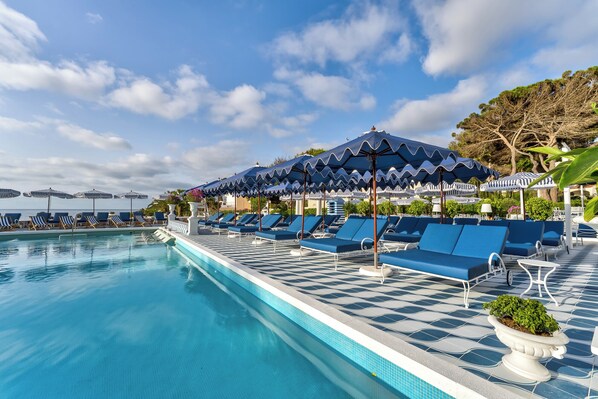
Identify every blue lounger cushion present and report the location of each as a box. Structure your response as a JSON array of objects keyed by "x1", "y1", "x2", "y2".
[
  {"x1": 507, "y1": 221, "x2": 544, "y2": 244},
  {"x1": 379, "y1": 250, "x2": 490, "y2": 281},
  {"x1": 255, "y1": 216, "x2": 322, "y2": 241},
  {"x1": 335, "y1": 218, "x2": 366, "y2": 240},
  {"x1": 542, "y1": 221, "x2": 564, "y2": 247},
  {"x1": 381, "y1": 232, "x2": 422, "y2": 242},
  {"x1": 392, "y1": 216, "x2": 419, "y2": 233},
  {"x1": 479, "y1": 220, "x2": 509, "y2": 227},
  {"x1": 504, "y1": 243, "x2": 537, "y2": 257},
  {"x1": 300, "y1": 238, "x2": 364, "y2": 253},
  {"x1": 454, "y1": 218, "x2": 479, "y2": 225},
  {"x1": 418, "y1": 224, "x2": 464, "y2": 254},
  {"x1": 451, "y1": 225, "x2": 508, "y2": 259}
]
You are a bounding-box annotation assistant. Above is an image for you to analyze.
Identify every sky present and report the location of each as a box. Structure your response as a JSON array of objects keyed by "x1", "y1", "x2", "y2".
[{"x1": 1, "y1": 0, "x2": 597, "y2": 209}]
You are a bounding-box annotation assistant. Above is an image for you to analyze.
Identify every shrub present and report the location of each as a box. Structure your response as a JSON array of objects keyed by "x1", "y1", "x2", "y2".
[
  {"x1": 378, "y1": 200, "x2": 396, "y2": 216},
  {"x1": 444, "y1": 200, "x2": 461, "y2": 218},
  {"x1": 483, "y1": 295, "x2": 559, "y2": 335},
  {"x1": 526, "y1": 197, "x2": 554, "y2": 220},
  {"x1": 407, "y1": 200, "x2": 430, "y2": 216},
  {"x1": 304, "y1": 208, "x2": 316, "y2": 216},
  {"x1": 343, "y1": 201, "x2": 358, "y2": 215},
  {"x1": 356, "y1": 200, "x2": 372, "y2": 216}
]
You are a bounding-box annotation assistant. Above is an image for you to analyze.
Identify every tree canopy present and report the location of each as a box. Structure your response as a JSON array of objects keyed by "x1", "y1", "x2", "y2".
[{"x1": 450, "y1": 67, "x2": 598, "y2": 177}]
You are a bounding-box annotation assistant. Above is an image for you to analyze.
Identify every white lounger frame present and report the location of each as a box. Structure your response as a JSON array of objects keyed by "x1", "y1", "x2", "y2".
[{"x1": 381, "y1": 252, "x2": 511, "y2": 308}]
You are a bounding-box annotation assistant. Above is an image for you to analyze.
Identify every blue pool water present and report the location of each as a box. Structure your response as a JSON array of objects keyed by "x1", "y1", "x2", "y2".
[{"x1": 0, "y1": 234, "x2": 402, "y2": 398}]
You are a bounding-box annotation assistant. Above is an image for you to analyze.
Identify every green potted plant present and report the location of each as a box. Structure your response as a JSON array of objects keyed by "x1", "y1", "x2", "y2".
[{"x1": 484, "y1": 295, "x2": 568, "y2": 381}]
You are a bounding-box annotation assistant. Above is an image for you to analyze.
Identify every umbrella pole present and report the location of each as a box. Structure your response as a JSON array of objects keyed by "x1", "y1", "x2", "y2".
[
  {"x1": 93, "y1": 198, "x2": 96, "y2": 214},
  {"x1": 47, "y1": 196, "x2": 51, "y2": 214},
  {"x1": 439, "y1": 170, "x2": 445, "y2": 224},
  {"x1": 520, "y1": 188, "x2": 525, "y2": 219},
  {"x1": 130, "y1": 198, "x2": 133, "y2": 225},
  {"x1": 290, "y1": 192, "x2": 293, "y2": 219},
  {"x1": 372, "y1": 156, "x2": 379, "y2": 269},
  {"x1": 581, "y1": 185, "x2": 584, "y2": 208},
  {"x1": 233, "y1": 189, "x2": 237, "y2": 225},
  {"x1": 321, "y1": 189, "x2": 326, "y2": 231},
  {"x1": 258, "y1": 185, "x2": 262, "y2": 231},
  {"x1": 300, "y1": 172, "x2": 307, "y2": 240}
]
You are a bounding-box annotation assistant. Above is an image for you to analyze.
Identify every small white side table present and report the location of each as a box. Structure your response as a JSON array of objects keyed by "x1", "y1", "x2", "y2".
[{"x1": 517, "y1": 259, "x2": 560, "y2": 306}]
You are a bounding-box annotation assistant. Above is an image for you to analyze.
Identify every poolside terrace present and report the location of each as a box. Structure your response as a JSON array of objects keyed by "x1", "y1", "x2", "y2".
[{"x1": 184, "y1": 231, "x2": 598, "y2": 399}]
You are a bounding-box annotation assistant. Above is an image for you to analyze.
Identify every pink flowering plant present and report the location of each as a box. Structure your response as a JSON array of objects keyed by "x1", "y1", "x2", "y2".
[
  {"x1": 507, "y1": 205, "x2": 520, "y2": 215},
  {"x1": 185, "y1": 188, "x2": 205, "y2": 202}
]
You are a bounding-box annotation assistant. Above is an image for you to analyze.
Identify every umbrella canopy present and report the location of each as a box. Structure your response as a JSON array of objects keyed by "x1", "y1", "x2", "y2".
[
  {"x1": 0, "y1": 188, "x2": 21, "y2": 199},
  {"x1": 303, "y1": 127, "x2": 460, "y2": 272},
  {"x1": 416, "y1": 182, "x2": 477, "y2": 197},
  {"x1": 304, "y1": 129, "x2": 458, "y2": 175},
  {"x1": 394, "y1": 157, "x2": 498, "y2": 185},
  {"x1": 115, "y1": 191, "x2": 149, "y2": 219},
  {"x1": 74, "y1": 189, "x2": 113, "y2": 213},
  {"x1": 480, "y1": 172, "x2": 556, "y2": 218},
  {"x1": 23, "y1": 188, "x2": 74, "y2": 213},
  {"x1": 206, "y1": 164, "x2": 266, "y2": 227}
]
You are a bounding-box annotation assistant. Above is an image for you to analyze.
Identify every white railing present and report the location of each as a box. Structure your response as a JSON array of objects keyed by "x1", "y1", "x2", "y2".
[{"x1": 168, "y1": 220, "x2": 188, "y2": 234}]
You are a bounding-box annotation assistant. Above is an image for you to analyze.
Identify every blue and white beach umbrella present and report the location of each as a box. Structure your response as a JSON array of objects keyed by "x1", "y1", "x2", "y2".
[
  {"x1": 415, "y1": 182, "x2": 477, "y2": 197},
  {"x1": 74, "y1": 189, "x2": 113, "y2": 213},
  {"x1": 23, "y1": 188, "x2": 74, "y2": 213},
  {"x1": 302, "y1": 127, "x2": 461, "y2": 272},
  {"x1": 115, "y1": 191, "x2": 148, "y2": 218},
  {"x1": 0, "y1": 188, "x2": 20, "y2": 199},
  {"x1": 480, "y1": 172, "x2": 556, "y2": 218}
]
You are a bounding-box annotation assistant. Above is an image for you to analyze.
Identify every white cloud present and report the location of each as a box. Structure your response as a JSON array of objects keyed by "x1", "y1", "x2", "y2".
[
  {"x1": 380, "y1": 76, "x2": 487, "y2": 136},
  {"x1": 270, "y1": 2, "x2": 411, "y2": 67},
  {"x1": 209, "y1": 84, "x2": 266, "y2": 129},
  {"x1": 0, "y1": 115, "x2": 42, "y2": 132},
  {"x1": 85, "y1": 12, "x2": 103, "y2": 24},
  {"x1": 0, "y1": 3, "x2": 115, "y2": 99},
  {"x1": 415, "y1": 0, "x2": 598, "y2": 76},
  {"x1": 106, "y1": 65, "x2": 209, "y2": 120},
  {"x1": 0, "y1": 1, "x2": 46, "y2": 61},
  {"x1": 182, "y1": 139, "x2": 251, "y2": 181},
  {"x1": 275, "y1": 68, "x2": 375, "y2": 111},
  {"x1": 55, "y1": 121, "x2": 131, "y2": 150},
  {"x1": 0, "y1": 153, "x2": 189, "y2": 194}
]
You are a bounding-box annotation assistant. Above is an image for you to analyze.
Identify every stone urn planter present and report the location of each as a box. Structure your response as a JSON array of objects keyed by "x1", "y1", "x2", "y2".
[
  {"x1": 487, "y1": 315, "x2": 569, "y2": 382},
  {"x1": 188, "y1": 202, "x2": 199, "y2": 218},
  {"x1": 167, "y1": 204, "x2": 176, "y2": 221}
]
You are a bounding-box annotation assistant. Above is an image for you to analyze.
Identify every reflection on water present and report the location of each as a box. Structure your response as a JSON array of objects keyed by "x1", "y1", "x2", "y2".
[{"x1": 0, "y1": 235, "x2": 161, "y2": 284}]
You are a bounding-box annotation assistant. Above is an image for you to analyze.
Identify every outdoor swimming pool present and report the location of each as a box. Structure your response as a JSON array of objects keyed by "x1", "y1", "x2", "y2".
[{"x1": 0, "y1": 233, "x2": 402, "y2": 398}]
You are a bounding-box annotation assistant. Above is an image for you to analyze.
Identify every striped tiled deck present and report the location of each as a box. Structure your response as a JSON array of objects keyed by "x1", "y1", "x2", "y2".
[{"x1": 185, "y1": 232, "x2": 598, "y2": 399}]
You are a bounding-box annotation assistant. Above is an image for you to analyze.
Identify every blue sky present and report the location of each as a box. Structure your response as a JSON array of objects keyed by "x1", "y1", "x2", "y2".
[{"x1": 1, "y1": 0, "x2": 597, "y2": 209}]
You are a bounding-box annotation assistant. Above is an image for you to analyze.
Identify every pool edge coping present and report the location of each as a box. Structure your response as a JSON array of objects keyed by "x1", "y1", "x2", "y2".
[{"x1": 170, "y1": 230, "x2": 522, "y2": 399}]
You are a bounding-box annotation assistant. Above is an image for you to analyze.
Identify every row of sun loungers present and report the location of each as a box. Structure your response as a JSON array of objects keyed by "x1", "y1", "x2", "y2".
[
  {"x1": 196, "y1": 212, "x2": 575, "y2": 308},
  {"x1": 0, "y1": 211, "x2": 168, "y2": 231}
]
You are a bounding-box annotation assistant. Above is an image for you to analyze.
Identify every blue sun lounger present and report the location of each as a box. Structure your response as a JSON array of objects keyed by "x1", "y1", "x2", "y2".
[
  {"x1": 380, "y1": 224, "x2": 511, "y2": 307},
  {"x1": 541, "y1": 221, "x2": 567, "y2": 257},
  {"x1": 255, "y1": 216, "x2": 322, "y2": 252},
  {"x1": 275, "y1": 214, "x2": 299, "y2": 228},
  {"x1": 381, "y1": 217, "x2": 440, "y2": 246},
  {"x1": 454, "y1": 217, "x2": 479, "y2": 225},
  {"x1": 212, "y1": 213, "x2": 255, "y2": 234},
  {"x1": 4, "y1": 213, "x2": 21, "y2": 228},
  {"x1": 0, "y1": 216, "x2": 15, "y2": 230},
  {"x1": 198, "y1": 212, "x2": 224, "y2": 227},
  {"x1": 299, "y1": 217, "x2": 389, "y2": 269},
  {"x1": 154, "y1": 212, "x2": 167, "y2": 224},
  {"x1": 502, "y1": 220, "x2": 544, "y2": 259},
  {"x1": 227, "y1": 214, "x2": 283, "y2": 237}
]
